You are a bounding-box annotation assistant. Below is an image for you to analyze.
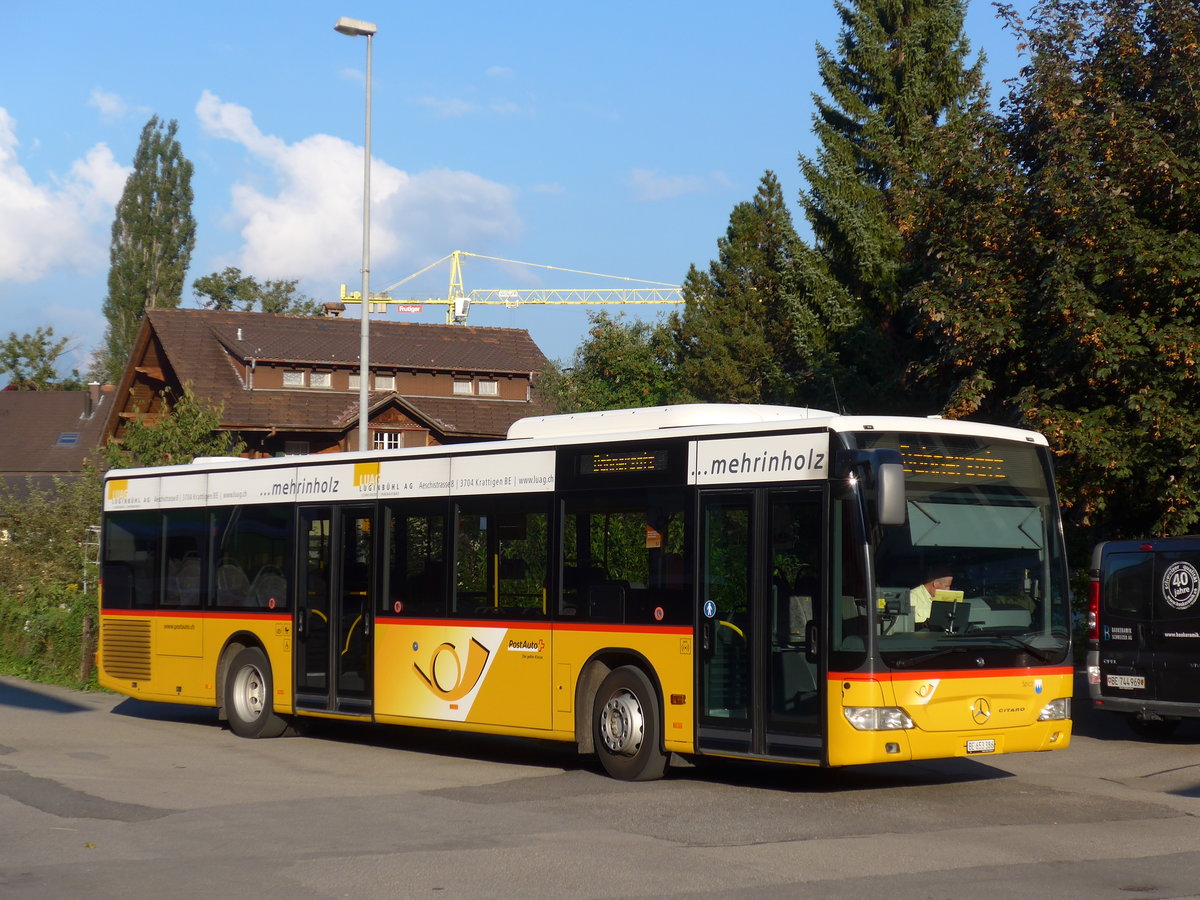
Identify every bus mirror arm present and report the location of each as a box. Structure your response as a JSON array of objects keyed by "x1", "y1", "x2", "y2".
[{"x1": 835, "y1": 449, "x2": 906, "y2": 527}]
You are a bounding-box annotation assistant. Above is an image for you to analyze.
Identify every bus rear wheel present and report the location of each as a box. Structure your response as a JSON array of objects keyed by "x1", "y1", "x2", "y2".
[
  {"x1": 592, "y1": 666, "x2": 668, "y2": 781},
  {"x1": 225, "y1": 647, "x2": 288, "y2": 739}
]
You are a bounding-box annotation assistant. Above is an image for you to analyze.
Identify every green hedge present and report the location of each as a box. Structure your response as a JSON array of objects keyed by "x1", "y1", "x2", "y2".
[{"x1": 0, "y1": 584, "x2": 97, "y2": 687}]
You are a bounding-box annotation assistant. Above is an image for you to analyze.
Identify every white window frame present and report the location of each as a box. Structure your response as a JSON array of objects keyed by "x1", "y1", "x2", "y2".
[
  {"x1": 453, "y1": 380, "x2": 474, "y2": 395},
  {"x1": 282, "y1": 371, "x2": 305, "y2": 387},
  {"x1": 310, "y1": 371, "x2": 332, "y2": 389},
  {"x1": 478, "y1": 380, "x2": 499, "y2": 397}
]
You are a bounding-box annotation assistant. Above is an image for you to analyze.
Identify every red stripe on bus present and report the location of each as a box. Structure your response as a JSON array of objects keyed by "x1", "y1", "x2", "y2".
[
  {"x1": 374, "y1": 616, "x2": 690, "y2": 635},
  {"x1": 831, "y1": 666, "x2": 1074, "y2": 681},
  {"x1": 99, "y1": 609, "x2": 291, "y2": 623}
]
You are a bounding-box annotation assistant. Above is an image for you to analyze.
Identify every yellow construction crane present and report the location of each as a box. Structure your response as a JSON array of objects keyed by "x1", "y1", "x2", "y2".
[{"x1": 338, "y1": 250, "x2": 683, "y2": 325}]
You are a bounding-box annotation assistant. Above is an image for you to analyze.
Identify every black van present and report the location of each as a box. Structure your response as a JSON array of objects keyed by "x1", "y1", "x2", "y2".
[{"x1": 1087, "y1": 537, "x2": 1200, "y2": 736}]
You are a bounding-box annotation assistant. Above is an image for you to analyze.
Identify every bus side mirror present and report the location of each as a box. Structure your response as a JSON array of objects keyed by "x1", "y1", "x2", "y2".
[
  {"x1": 876, "y1": 456, "x2": 906, "y2": 526},
  {"x1": 836, "y1": 448, "x2": 906, "y2": 526}
]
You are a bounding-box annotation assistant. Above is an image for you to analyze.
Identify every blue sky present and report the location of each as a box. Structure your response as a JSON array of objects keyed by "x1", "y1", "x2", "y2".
[{"x1": 0, "y1": 0, "x2": 1032, "y2": 376}]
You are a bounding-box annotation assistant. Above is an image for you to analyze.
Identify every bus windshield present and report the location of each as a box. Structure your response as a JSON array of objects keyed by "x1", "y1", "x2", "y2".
[{"x1": 857, "y1": 431, "x2": 1071, "y2": 669}]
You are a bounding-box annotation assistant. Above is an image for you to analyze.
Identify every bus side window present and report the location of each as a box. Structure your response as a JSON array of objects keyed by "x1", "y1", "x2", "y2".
[
  {"x1": 101, "y1": 511, "x2": 161, "y2": 609},
  {"x1": 383, "y1": 504, "x2": 448, "y2": 617},
  {"x1": 452, "y1": 497, "x2": 550, "y2": 619}
]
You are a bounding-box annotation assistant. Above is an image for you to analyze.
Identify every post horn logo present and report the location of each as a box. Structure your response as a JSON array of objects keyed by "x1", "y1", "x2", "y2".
[
  {"x1": 971, "y1": 697, "x2": 991, "y2": 726},
  {"x1": 414, "y1": 637, "x2": 491, "y2": 701}
]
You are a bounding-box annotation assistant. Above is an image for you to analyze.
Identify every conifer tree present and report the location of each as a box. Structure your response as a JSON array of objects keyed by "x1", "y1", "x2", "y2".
[
  {"x1": 100, "y1": 116, "x2": 196, "y2": 384},
  {"x1": 671, "y1": 171, "x2": 805, "y2": 405},
  {"x1": 794, "y1": 0, "x2": 987, "y2": 413}
]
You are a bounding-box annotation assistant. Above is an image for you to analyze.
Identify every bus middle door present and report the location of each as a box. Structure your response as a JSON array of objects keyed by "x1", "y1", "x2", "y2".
[{"x1": 296, "y1": 505, "x2": 374, "y2": 716}]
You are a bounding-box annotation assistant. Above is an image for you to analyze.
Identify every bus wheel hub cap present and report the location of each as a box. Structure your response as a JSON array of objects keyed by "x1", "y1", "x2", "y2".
[{"x1": 600, "y1": 690, "x2": 644, "y2": 755}]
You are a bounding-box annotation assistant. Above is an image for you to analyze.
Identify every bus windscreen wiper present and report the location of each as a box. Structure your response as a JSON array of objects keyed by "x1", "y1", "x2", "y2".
[
  {"x1": 993, "y1": 634, "x2": 1059, "y2": 664},
  {"x1": 891, "y1": 647, "x2": 975, "y2": 669}
]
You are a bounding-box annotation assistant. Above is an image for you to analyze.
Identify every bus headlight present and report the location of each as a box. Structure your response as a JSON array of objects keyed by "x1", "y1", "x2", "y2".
[
  {"x1": 1037, "y1": 698, "x2": 1071, "y2": 721},
  {"x1": 844, "y1": 706, "x2": 914, "y2": 731}
]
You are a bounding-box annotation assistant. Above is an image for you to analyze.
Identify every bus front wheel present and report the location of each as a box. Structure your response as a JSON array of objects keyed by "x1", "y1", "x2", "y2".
[
  {"x1": 225, "y1": 647, "x2": 288, "y2": 739},
  {"x1": 592, "y1": 666, "x2": 668, "y2": 781}
]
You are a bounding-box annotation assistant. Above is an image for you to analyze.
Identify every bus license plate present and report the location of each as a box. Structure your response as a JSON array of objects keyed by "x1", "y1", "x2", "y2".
[
  {"x1": 1106, "y1": 675, "x2": 1146, "y2": 690},
  {"x1": 966, "y1": 739, "x2": 996, "y2": 754}
]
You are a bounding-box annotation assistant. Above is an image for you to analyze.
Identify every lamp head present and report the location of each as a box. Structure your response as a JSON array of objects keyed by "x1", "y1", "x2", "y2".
[{"x1": 334, "y1": 17, "x2": 377, "y2": 36}]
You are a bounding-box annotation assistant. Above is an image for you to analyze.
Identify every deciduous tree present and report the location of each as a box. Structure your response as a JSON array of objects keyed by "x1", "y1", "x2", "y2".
[
  {"x1": 0, "y1": 326, "x2": 83, "y2": 390},
  {"x1": 193, "y1": 267, "x2": 321, "y2": 316},
  {"x1": 914, "y1": 0, "x2": 1200, "y2": 542}
]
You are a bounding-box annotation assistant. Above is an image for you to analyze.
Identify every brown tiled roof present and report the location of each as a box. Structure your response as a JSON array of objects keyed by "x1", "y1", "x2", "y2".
[
  {"x1": 159, "y1": 308, "x2": 547, "y2": 373},
  {"x1": 400, "y1": 395, "x2": 551, "y2": 438},
  {"x1": 134, "y1": 308, "x2": 548, "y2": 438},
  {"x1": 0, "y1": 389, "x2": 111, "y2": 498}
]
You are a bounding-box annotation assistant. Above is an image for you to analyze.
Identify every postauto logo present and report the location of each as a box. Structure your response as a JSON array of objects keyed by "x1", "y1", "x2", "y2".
[{"x1": 413, "y1": 637, "x2": 492, "y2": 702}]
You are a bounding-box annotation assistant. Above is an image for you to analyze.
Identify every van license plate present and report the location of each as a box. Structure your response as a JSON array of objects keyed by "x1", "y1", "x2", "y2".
[
  {"x1": 1106, "y1": 675, "x2": 1146, "y2": 689},
  {"x1": 966, "y1": 739, "x2": 996, "y2": 754}
]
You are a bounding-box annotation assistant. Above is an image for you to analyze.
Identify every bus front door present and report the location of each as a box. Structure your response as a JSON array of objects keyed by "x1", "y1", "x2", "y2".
[
  {"x1": 295, "y1": 505, "x2": 374, "y2": 715},
  {"x1": 697, "y1": 490, "x2": 823, "y2": 761}
]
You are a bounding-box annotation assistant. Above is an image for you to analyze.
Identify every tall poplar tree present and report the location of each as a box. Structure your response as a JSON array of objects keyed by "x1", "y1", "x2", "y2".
[
  {"x1": 671, "y1": 171, "x2": 806, "y2": 405},
  {"x1": 793, "y1": 0, "x2": 987, "y2": 413},
  {"x1": 100, "y1": 116, "x2": 196, "y2": 384}
]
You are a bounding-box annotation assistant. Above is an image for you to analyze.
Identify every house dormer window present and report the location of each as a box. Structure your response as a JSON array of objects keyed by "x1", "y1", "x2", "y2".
[
  {"x1": 478, "y1": 380, "x2": 498, "y2": 397},
  {"x1": 374, "y1": 374, "x2": 395, "y2": 391},
  {"x1": 453, "y1": 380, "x2": 473, "y2": 395},
  {"x1": 310, "y1": 372, "x2": 332, "y2": 389},
  {"x1": 283, "y1": 371, "x2": 305, "y2": 387}
]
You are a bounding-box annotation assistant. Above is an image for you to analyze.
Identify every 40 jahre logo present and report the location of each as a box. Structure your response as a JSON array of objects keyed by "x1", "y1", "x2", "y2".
[{"x1": 1162, "y1": 561, "x2": 1200, "y2": 611}]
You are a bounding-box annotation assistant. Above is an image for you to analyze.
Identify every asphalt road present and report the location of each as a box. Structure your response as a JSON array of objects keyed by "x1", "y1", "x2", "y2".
[{"x1": 3, "y1": 673, "x2": 1200, "y2": 899}]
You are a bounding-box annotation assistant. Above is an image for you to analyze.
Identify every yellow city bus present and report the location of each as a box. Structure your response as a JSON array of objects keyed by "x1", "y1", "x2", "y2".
[{"x1": 98, "y1": 404, "x2": 1073, "y2": 780}]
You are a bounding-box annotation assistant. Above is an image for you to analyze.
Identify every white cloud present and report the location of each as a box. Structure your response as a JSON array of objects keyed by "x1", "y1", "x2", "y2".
[
  {"x1": 415, "y1": 95, "x2": 481, "y2": 118},
  {"x1": 88, "y1": 89, "x2": 128, "y2": 121},
  {"x1": 0, "y1": 107, "x2": 129, "y2": 284},
  {"x1": 628, "y1": 168, "x2": 709, "y2": 202},
  {"x1": 486, "y1": 66, "x2": 515, "y2": 79},
  {"x1": 195, "y1": 90, "x2": 521, "y2": 285}
]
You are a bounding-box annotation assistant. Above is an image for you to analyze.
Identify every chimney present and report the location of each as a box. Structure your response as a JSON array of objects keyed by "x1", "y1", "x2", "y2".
[{"x1": 85, "y1": 381, "x2": 101, "y2": 418}]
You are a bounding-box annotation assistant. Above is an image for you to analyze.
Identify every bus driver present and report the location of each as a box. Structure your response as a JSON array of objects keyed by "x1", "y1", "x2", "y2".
[{"x1": 911, "y1": 564, "x2": 954, "y2": 627}]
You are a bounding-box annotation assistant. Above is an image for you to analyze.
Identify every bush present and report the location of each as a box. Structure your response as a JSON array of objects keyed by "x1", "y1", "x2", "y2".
[{"x1": 0, "y1": 582, "x2": 97, "y2": 685}]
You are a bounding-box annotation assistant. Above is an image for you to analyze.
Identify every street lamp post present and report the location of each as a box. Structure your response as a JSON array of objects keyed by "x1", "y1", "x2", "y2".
[{"x1": 334, "y1": 16, "x2": 377, "y2": 452}]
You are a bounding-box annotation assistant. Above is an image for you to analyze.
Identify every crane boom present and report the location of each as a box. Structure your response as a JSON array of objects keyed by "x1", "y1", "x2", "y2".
[{"x1": 338, "y1": 250, "x2": 683, "y2": 324}]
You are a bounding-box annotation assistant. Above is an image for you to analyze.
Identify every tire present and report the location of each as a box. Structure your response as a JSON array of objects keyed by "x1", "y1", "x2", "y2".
[
  {"x1": 225, "y1": 647, "x2": 288, "y2": 739},
  {"x1": 592, "y1": 666, "x2": 668, "y2": 781},
  {"x1": 1127, "y1": 714, "x2": 1180, "y2": 741}
]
